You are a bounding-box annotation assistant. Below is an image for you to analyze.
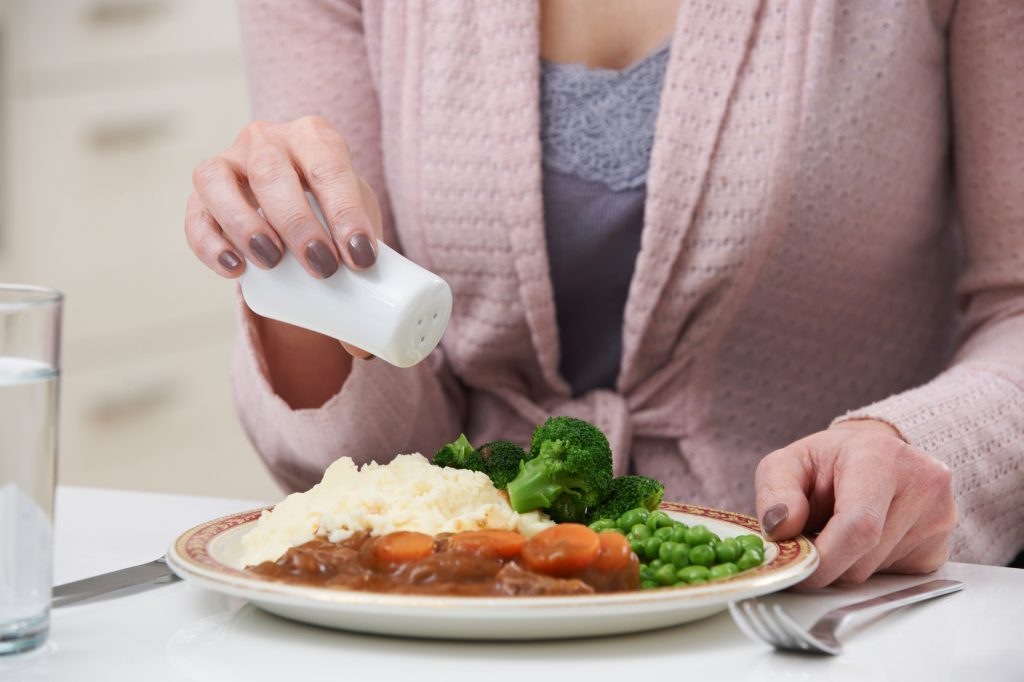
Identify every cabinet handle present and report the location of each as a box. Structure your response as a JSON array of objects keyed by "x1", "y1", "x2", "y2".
[
  {"x1": 87, "y1": 380, "x2": 177, "y2": 424},
  {"x1": 85, "y1": 0, "x2": 170, "y2": 26},
  {"x1": 87, "y1": 112, "x2": 178, "y2": 151}
]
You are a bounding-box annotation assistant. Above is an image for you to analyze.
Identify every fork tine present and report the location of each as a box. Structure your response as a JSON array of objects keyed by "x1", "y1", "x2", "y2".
[
  {"x1": 770, "y1": 604, "x2": 815, "y2": 652},
  {"x1": 729, "y1": 601, "x2": 770, "y2": 645},
  {"x1": 743, "y1": 600, "x2": 782, "y2": 646},
  {"x1": 756, "y1": 601, "x2": 797, "y2": 649}
]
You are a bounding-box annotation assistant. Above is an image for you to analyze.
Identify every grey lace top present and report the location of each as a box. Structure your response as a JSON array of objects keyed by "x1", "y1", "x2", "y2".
[{"x1": 541, "y1": 45, "x2": 670, "y2": 395}]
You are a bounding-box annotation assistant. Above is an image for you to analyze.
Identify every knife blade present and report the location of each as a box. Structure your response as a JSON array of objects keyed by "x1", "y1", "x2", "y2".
[{"x1": 51, "y1": 556, "x2": 180, "y2": 608}]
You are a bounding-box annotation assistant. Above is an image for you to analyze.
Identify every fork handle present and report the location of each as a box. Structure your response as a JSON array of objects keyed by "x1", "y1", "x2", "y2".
[{"x1": 825, "y1": 579, "x2": 964, "y2": 623}]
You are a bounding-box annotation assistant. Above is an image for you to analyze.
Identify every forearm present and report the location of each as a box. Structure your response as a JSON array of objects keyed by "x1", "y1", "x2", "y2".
[{"x1": 254, "y1": 313, "x2": 353, "y2": 409}]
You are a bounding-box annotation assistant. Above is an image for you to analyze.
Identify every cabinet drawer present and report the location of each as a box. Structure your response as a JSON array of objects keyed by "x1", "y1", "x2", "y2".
[
  {"x1": 4, "y1": 77, "x2": 250, "y2": 346},
  {"x1": 13, "y1": 0, "x2": 241, "y2": 74},
  {"x1": 58, "y1": 332, "x2": 282, "y2": 500}
]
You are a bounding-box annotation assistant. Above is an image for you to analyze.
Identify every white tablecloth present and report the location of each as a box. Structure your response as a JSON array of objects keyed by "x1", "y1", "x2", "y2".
[{"x1": 2, "y1": 486, "x2": 1022, "y2": 681}]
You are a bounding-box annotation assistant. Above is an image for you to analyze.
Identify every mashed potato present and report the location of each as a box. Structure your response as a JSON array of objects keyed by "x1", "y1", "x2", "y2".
[{"x1": 237, "y1": 453, "x2": 553, "y2": 568}]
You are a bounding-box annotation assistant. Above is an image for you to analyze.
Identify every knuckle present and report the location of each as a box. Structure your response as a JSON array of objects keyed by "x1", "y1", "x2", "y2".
[
  {"x1": 326, "y1": 201, "x2": 365, "y2": 229},
  {"x1": 846, "y1": 510, "x2": 885, "y2": 549},
  {"x1": 192, "y1": 157, "x2": 226, "y2": 188},
  {"x1": 840, "y1": 564, "x2": 874, "y2": 585},
  {"x1": 307, "y1": 159, "x2": 351, "y2": 187},
  {"x1": 247, "y1": 152, "x2": 289, "y2": 187},
  {"x1": 275, "y1": 207, "x2": 314, "y2": 235},
  {"x1": 238, "y1": 119, "x2": 271, "y2": 144}
]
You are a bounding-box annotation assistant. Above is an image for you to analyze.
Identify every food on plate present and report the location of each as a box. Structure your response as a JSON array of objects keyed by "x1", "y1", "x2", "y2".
[
  {"x1": 586, "y1": 475, "x2": 665, "y2": 524},
  {"x1": 240, "y1": 416, "x2": 765, "y2": 596},
  {"x1": 432, "y1": 434, "x2": 529, "y2": 490},
  {"x1": 589, "y1": 507, "x2": 766, "y2": 588},
  {"x1": 248, "y1": 523, "x2": 640, "y2": 595},
  {"x1": 237, "y1": 453, "x2": 553, "y2": 568}
]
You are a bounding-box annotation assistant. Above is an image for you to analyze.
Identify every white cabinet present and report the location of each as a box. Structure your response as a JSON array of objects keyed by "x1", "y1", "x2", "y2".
[{"x1": 1, "y1": 0, "x2": 281, "y2": 501}]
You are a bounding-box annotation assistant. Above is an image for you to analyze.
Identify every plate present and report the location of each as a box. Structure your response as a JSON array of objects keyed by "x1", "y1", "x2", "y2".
[{"x1": 167, "y1": 502, "x2": 818, "y2": 640}]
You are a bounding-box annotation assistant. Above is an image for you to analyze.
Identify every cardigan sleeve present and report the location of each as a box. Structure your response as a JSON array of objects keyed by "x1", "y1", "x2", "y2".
[
  {"x1": 232, "y1": 0, "x2": 465, "y2": 491},
  {"x1": 833, "y1": 1, "x2": 1024, "y2": 565}
]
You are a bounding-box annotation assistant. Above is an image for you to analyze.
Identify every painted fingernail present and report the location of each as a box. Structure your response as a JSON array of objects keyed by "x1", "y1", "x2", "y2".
[
  {"x1": 762, "y1": 503, "x2": 789, "y2": 536},
  {"x1": 249, "y1": 233, "x2": 282, "y2": 267},
  {"x1": 217, "y1": 250, "x2": 242, "y2": 272},
  {"x1": 306, "y1": 240, "x2": 339, "y2": 278},
  {"x1": 347, "y1": 233, "x2": 377, "y2": 268}
]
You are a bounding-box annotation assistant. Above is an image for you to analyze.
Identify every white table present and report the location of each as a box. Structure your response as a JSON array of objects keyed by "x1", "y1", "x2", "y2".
[{"x1": 2, "y1": 486, "x2": 1022, "y2": 681}]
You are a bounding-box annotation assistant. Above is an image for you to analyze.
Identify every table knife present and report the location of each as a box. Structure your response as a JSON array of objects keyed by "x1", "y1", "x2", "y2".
[{"x1": 52, "y1": 556, "x2": 180, "y2": 608}]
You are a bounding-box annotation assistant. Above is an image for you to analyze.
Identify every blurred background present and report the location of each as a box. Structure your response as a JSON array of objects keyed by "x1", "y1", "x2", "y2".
[{"x1": 0, "y1": 1, "x2": 281, "y2": 500}]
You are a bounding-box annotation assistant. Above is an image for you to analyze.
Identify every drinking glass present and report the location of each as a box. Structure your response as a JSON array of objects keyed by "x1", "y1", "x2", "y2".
[{"x1": 0, "y1": 284, "x2": 62, "y2": 655}]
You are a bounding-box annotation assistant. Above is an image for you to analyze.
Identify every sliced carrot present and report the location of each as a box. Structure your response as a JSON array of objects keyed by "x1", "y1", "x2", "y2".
[
  {"x1": 521, "y1": 523, "x2": 601, "y2": 577},
  {"x1": 591, "y1": 531, "x2": 634, "y2": 573},
  {"x1": 373, "y1": 531, "x2": 436, "y2": 566},
  {"x1": 448, "y1": 530, "x2": 526, "y2": 559}
]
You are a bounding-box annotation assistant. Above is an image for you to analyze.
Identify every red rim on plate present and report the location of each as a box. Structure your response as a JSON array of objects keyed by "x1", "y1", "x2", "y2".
[{"x1": 171, "y1": 502, "x2": 816, "y2": 600}]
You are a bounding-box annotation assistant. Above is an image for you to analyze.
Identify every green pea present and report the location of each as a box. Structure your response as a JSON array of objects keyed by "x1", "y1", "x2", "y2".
[
  {"x1": 714, "y1": 541, "x2": 739, "y2": 563},
  {"x1": 588, "y1": 518, "x2": 617, "y2": 532},
  {"x1": 617, "y1": 508, "x2": 649, "y2": 531},
  {"x1": 677, "y1": 565, "x2": 711, "y2": 583},
  {"x1": 709, "y1": 533, "x2": 722, "y2": 544},
  {"x1": 738, "y1": 534, "x2": 765, "y2": 552},
  {"x1": 669, "y1": 525, "x2": 689, "y2": 543},
  {"x1": 688, "y1": 544, "x2": 716, "y2": 566},
  {"x1": 649, "y1": 559, "x2": 664, "y2": 571},
  {"x1": 737, "y1": 548, "x2": 764, "y2": 571},
  {"x1": 709, "y1": 562, "x2": 739, "y2": 580},
  {"x1": 643, "y1": 537, "x2": 663, "y2": 561},
  {"x1": 658, "y1": 541, "x2": 678, "y2": 564},
  {"x1": 630, "y1": 538, "x2": 646, "y2": 558},
  {"x1": 654, "y1": 526, "x2": 674, "y2": 541},
  {"x1": 684, "y1": 525, "x2": 713, "y2": 546},
  {"x1": 688, "y1": 578, "x2": 708, "y2": 585},
  {"x1": 654, "y1": 563, "x2": 678, "y2": 586},
  {"x1": 669, "y1": 543, "x2": 691, "y2": 568},
  {"x1": 641, "y1": 579, "x2": 659, "y2": 590},
  {"x1": 630, "y1": 524, "x2": 652, "y2": 541},
  {"x1": 639, "y1": 565, "x2": 654, "y2": 581},
  {"x1": 646, "y1": 511, "x2": 673, "y2": 530}
]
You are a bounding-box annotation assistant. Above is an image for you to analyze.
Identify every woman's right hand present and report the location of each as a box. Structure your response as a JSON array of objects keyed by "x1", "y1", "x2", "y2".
[
  {"x1": 185, "y1": 115, "x2": 383, "y2": 280},
  {"x1": 184, "y1": 115, "x2": 384, "y2": 361}
]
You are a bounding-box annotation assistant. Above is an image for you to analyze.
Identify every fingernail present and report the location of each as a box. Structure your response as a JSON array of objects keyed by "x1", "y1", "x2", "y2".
[
  {"x1": 347, "y1": 233, "x2": 377, "y2": 268},
  {"x1": 249, "y1": 233, "x2": 282, "y2": 267},
  {"x1": 762, "y1": 503, "x2": 789, "y2": 535},
  {"x1": 217, "y1": 250, "x2": 242, "y2": 272},
  {"x1": 305, "y1": 240, "x2": 339, "y2": 278}
]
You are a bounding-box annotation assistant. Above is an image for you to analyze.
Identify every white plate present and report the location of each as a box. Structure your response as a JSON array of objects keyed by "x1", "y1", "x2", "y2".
[{"x1": 167, "y1": 502, "x2": 818, "y2": 640}]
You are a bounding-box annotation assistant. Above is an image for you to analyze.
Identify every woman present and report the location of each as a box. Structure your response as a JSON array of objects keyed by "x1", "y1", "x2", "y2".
[{"x1": 184, "y1": 0, "x2": 1024, "y2": 587}]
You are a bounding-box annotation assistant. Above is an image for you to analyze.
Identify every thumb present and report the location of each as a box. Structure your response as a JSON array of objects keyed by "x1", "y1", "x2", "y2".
[{"x1": 754, "y1": 445, "x2": 813, "y2": 541}]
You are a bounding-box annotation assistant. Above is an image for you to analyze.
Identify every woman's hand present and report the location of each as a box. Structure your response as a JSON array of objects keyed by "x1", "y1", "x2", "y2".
[
  {"x1": 754, "y1": 419, "x2": 958, "y2": 589},
  {"x1": 185, "y1": 116, "x2": 384, "y2": 366}
]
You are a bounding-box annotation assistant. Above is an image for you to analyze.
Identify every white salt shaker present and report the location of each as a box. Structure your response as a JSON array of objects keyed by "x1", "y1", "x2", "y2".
[{"x1": 239, "y1": 193, "x2": 452, "y2": 368}]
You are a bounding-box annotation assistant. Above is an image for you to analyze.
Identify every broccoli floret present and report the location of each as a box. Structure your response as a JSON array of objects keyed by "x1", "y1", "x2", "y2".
[
  {"x1": 432, "y1": 434, "x2": 485, "y2": 472},
  {"x1": 586, "y1": 475, "x2": 665, "y2": 523},
  {"x1": 505, "y1": 416, "x2": 613, "y2": 523},
  {"x1": 475, "y1": 440, "x2": 529, "y2": 489}
]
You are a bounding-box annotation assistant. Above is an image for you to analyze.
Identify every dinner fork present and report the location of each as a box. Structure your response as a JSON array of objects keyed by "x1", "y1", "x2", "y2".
[{"x1": 728, "y1": 579, "x2": 963, "y2": 655}]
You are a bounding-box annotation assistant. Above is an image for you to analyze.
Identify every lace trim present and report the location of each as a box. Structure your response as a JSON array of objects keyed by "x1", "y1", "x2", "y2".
[{"x1": 540, "y1": 46, "x2": 669, "y2": 191}]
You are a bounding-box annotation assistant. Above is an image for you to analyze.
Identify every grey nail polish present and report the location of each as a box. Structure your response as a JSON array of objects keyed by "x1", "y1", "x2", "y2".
[
  {"x1": 347, "y1": 233, "x2": 377, "y2": 269},
  {"x1": 217, "y1": 250, "x2": 242, "y2": 271},
  {"x1": 762, "y1": 503, "x2": 789, "y2": 536},
  {"x1": 306, "y1": 240, "x2": 339, "y2": 278},
  {"x1": 249, "y1": 233, "x2": 282, "y2": 267}
]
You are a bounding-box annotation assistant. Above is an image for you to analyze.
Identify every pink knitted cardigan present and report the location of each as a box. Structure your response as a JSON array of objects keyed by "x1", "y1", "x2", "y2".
[{"x1": 232, "y1": 1, "x2": 1024, "y2": 565}]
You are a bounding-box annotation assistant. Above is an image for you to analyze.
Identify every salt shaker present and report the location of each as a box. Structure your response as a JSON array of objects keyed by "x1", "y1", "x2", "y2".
[{"x1": 239, "y1": 193, "x2": 452, "y2": 368}]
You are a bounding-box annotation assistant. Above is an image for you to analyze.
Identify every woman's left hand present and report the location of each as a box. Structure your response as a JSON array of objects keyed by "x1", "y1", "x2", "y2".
[{"x1": 754, "y1": 419, "x2": 958, "y2": 589}]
